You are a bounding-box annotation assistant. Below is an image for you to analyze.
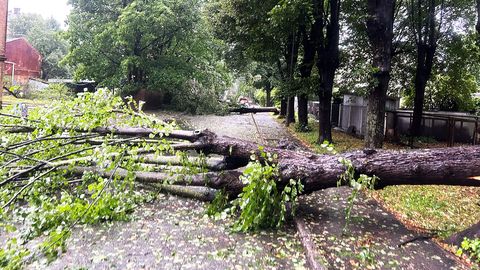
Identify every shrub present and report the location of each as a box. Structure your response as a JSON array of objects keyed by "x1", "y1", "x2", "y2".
[
  {"x1": 171, "y1": 80, "x2": 226, "y2": 114},
  {"x1": 31, "y1": 83, "x2": 74, "y2": 101}
]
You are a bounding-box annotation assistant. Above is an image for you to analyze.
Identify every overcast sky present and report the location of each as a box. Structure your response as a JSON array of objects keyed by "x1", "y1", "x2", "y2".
[{"x1": 9, "y1": 0, "x2": 71, "y2": 27}]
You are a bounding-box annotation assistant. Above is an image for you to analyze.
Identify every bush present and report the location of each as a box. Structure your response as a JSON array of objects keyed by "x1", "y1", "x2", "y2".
[
  {"x1": 474, "y1": 97, "x2": 480, "y2": 115},
  {"x1": 457, "y1": 237, "x2": 480, "y2": 264},
  {"x1": 171, "y1": 80, "x2": 226, "y2": 115},
  {"x1": 254, "y1": 89, "x2": 266, "y2": 106},
  {"x1": 31, "y1": 83, "x2": 74, "y2": 101}
]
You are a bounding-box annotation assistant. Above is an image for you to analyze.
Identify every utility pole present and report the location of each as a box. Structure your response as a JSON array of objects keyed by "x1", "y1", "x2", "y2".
[{"x1": 0, "y1": 0, "x2": 8, "y2": 109}]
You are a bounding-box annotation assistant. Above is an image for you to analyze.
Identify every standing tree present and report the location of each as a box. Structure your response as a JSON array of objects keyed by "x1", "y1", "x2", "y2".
[
  {"x1": 364, "y1": 0, "x2": 396, "y2": 148},
  {"x1": 65, "y1": 0, "x2": 230, "y2": 112},
  {"x1": 315, "y1": 0, "x2": 341, "y2": 143},
  {"x1": 409, "y1": 0, "x2": 443, "y2": 137}
]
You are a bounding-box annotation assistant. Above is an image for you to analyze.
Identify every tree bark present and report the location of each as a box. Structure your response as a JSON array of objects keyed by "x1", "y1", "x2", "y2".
[
  {"x1": 280, "y1": 99, "x2": 287, "y2": 117},
  {"x1": 314, "y1": 0, "x2": 340, "y2": 144},
  {"x1": 364, "y1": 0, "x2": 396, "y2": 148},
  {"x1": 284, "y1": 30, "x2": 300, "y2": 127},
  {"x1": 410, "y1": 0, "x2": 438, "y2": 137},
  {"x1": 202, "y1": 135, "x2": 480, "y2": 191},
  {"x1": 66, "y1": 131, "x2": 480, "y2": 195},
  {"x1": 286, "y1": 97, "x2": 296, "y2": 126},
  {"x1": 265, "y1": 83, "x2": 272, "y2": 107},
  {"x1": 476, "y1": 0, "x2": 480, "y2": 43},
  {"x1": 318, "y1": 85, "x2": 333, "y2": 143},
  {"x1": 297, "y1": 95, "x2": 309, "y2": 130},
  {"x1": 7, "y1": 124, "x2": 480, "y2": 196},
  {"x1": 230, "y1": 107, "x2": 279, "y2": 114},
  {"x1": 445, "y1": 221, "x2": 480, "y2": 247},
  {"x1": 297, "y1": 23, "x2": 316, "y2": 130}
]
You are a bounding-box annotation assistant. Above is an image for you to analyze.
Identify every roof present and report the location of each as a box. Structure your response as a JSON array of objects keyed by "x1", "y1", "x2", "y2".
[{"x1": 6, "y1": 37, "x2": 42, "y2": 59}]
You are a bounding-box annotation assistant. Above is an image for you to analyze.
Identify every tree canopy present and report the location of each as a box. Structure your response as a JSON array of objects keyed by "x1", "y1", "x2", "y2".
[{"x1": 64, "y1": 0, "x2": 231, "y2": 113}]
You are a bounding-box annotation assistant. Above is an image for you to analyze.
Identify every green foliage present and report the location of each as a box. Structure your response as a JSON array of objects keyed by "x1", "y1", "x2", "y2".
[
  {"x1": 0, "y1": 89, "x2": 175, "y2": 267},
  {"x1": 30, "y1": 84, "x2": 74, "y2": 101},
  {"x1": 208, "y1": 148, "x2": 303, "y2": 232},
  {"x1": 65, "y1": 0, "x2": 231, "y2": 113},
  {"x1": 254, "y1": 89, "x2": 267, "y2": 107},
  {"x1": 338, "y1": 157, "x2": 377, "y2": 234},
  {"x1": 403, "y1": 34, "x2": 480, "y2": 112},
  {"x1": 475, "y1": 97, "x2": 480, "y2": 115},
  {"x1": 457, "y1": 238, "x2": 480, "y2": 264},
  {"x1": 0, "y1": 238, "x2": 30, "y2": 270},
  {"x1": 229, "y1": 150, "x2": 303, "y2": 232},
  {"x1": 294, "y1": 122, "x2": 313, "y2": 133},
  {"x1": 206, "y1": 190, "x2": 229, "y2": 217},
  {"x1": 170, "y1": 80, "x2": 228, "y2": 115}
]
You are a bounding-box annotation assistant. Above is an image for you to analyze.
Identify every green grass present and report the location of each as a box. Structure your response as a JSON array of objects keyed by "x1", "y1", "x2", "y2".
[
  {"x1": 2, "y1": 95, "x2": 47, "y2": 106},
  {"x1": 372, "y1": 186, "x2": 480, "y2": 238},
  {"x1": 284, "y1": 118, "x2": 400, "y2": 153},
  {"x1": 283, "y1": 116, "x2": 480, "y2": 238}
]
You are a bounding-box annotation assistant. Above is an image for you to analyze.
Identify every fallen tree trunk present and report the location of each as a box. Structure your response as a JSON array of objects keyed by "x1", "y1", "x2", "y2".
[
  {"x1": 140, "y1": 155, "x2": 227, "y2": 171},
  {"x1": 189, "y1": 130, "x2": 480, "y2": 192},
  {"x1": 5, "y1": 124, "x2": 480, "y2": 194},
  {"x1": 65, "y1": 166, "x2": 245, "y2": 195},
  {"x1": 57, "y1": 129, "x2": 480, "y2": 194},
  {"x1": 229, "y1": 107, "x2": 279, "y2": 114}
]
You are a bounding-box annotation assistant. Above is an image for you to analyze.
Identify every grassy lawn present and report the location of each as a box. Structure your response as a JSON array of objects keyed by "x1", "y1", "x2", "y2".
[
  {"x1": 2, "y1": 94, "x2": 47, "y2": 106},
  {"x1": 282, "y1": 117, "x2": 480, "y2": 238}
]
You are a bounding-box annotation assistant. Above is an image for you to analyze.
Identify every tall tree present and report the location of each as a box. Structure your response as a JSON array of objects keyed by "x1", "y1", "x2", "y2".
[
  {"x1": 285, "y1": 32, "x2": 300, "y2": 126},
  {"x1": 409, "y1": 0, "x2": 443, "y2": 137},
  {"x1": 364, "y1": 0, "x2": 396, "y2": 148},
  {"x1": 297, "y1": 22, "x2": 316, "y2": 131},
  {"x1": 210, "y1": 0, "x2": 304, "y2": 122},
  {"x1": 65, "y1": 0, "x2": 230, "y2": 113},
  {"x1": 315, "y1": 0, "x2": 341, "y2": 143}
]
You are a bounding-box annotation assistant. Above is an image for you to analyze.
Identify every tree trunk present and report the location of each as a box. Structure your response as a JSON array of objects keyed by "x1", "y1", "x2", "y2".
[
  {"x1": 477, "y1": 0, "x2": 480, "y2": 42},
  {"x1": 230, "y1": 107, "x2": 279, "y2": 114},
  {"x1": 280, "y1": 99, "x2": 287, "y2": 117},
  {"x1": 298, "y1": 95, "x2": 309, "y2": 130},
  {"x1": 286, "y1": 97, "x2": 296, "y2": 126},
  {"x1": 284, "y1": 30, "x2": 300, "y2": 127},
  {"x1": 298, "y1": 23, "x2": 316, "y2": 131},
  {"x1": 411, "y1": 54, "x2": 427, "y2": 137},
  {"x1": 193, "y1": 133, "x2": 480, "y2": 192},
  {"x1": 365, "y1": 81, "x2": 388, "y2": 148},
  {"x1": 318, "y1": 85, "x2": 333, "y2": 143},
  {"x1": 6, "y1": 124, "x2": 480, "y2": 196},
  {"x1": 410, "y1": 0, "x2": 438, "y2": 137},
  {"x1": 314, "y1": 0, "x2": 340, "y2": 144},
  {"x1": 364, "y1": 0, "x2": 396, "y2": 149},
  {"x1": 265, "y1": 86, "x2": 272, "y2": 107},
  {"x1": 445, "y1": 221, "x2": 480, "y2": 247},
  {"x1": 67, "y1": 130, "x2": 480, "y2": 195}
]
